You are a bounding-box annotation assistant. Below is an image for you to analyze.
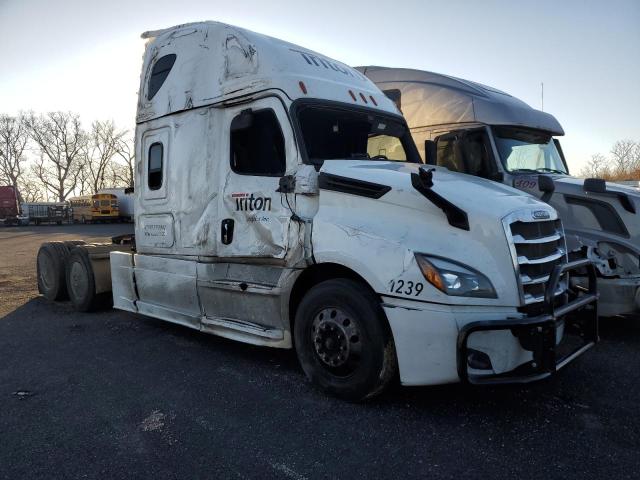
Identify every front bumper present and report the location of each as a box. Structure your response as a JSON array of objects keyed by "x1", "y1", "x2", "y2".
[{"x1": 457, "y1": 259, "x2": 599, "y2": 384}]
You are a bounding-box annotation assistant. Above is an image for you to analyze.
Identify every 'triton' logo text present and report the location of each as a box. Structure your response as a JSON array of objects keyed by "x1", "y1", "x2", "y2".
[{"x1": 232, "y1": 193, "x2": 272, "y2": 211}]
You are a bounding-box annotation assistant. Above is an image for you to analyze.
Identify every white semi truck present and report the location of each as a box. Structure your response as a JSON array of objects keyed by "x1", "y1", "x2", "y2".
[
  {"x1": 359, "y1": 66, "x2": 640, "y2": 318},
  {"x1": 36, "y1": 22, "x2": 597, "y2": 400}
]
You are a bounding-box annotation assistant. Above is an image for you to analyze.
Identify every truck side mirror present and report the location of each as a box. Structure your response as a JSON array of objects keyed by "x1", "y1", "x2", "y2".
[
  {"x1": 424, "y1": 140, "x2": 437, "y2": 165},
  {"x1": 231, "y1": 109, "x2": 254, "y2": 131},
  {"x1": 584, "y1": 178, "x2": 606, "y2": 194},
  {"x1": 538, "y1": 175, "x2": 555, "y2": 193}
]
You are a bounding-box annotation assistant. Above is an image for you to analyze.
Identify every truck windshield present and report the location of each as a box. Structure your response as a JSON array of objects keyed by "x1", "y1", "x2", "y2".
[
  {"x1": 493, "y1": 127, "x2": 568, "y2": 175},
  {"x1": 296, "y1": 104, "x2": 420, "y2": 164}
]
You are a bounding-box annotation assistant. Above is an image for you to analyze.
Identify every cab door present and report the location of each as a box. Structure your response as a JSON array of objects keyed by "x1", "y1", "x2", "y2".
[
  {"x1": 196, "y1": 96, "x2": 299, "y2": 336},
  {"x1": 217, "y1": 96, "x2": 298, "y2": 260}
]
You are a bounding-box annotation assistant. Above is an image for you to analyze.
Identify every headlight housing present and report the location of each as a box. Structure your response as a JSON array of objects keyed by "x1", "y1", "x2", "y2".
[{"x1": 415, "y1": 254, "x2": 497, "y2": 298}]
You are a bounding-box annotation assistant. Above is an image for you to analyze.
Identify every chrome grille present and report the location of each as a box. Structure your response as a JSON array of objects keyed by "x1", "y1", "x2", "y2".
[{"x1": 504, "y1": 214, "x2": 567, "y2": 305}]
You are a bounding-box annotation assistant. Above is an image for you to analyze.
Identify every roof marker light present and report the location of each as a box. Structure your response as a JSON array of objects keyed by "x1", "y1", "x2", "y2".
[
  {"x1": 299, "y1": 81, "x2": 307, "y2": 94},
  {"x1": 369, "y1": 95, "x2": 378, "y2": 106},
  {"x1": 348, "y1": 90, "x2": 357, "y2": 101},
  {"x1": 359, "y1": 93, "x2": 368, "y2": 104}
]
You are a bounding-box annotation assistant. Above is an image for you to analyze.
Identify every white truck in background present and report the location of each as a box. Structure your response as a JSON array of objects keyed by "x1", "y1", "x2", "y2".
[
  {"x1": 359, "y1": 66, "x2": 640, "y2": 318},
  {"x1": 98, "y1": 187, "x2": 135, "y2": 222},
  {"x1": 36, "y1": 22, "x2": 597, "y2": 400}
]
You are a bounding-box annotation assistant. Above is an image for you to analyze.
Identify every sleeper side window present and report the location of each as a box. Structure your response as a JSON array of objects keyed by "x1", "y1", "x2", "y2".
[
  {"x1": 230, "y1": 109, "x2": 286, "y2": 176},
  {"x1": 148, "y1": 143, "x2": 163, "y2": 190},
  {"x1": 147, "y1": 54, "x2": 177, "y2": 100}
]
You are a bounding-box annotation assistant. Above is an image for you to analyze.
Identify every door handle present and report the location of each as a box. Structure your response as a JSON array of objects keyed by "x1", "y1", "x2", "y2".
[{"x1": 221, "y1": 219, "x2": 234, "y2": 245}]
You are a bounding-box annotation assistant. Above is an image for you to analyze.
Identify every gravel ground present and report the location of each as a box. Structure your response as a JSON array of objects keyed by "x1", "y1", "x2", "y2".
[{"x1": 0, "y1": 224, "x2": 639, "y2": 479}]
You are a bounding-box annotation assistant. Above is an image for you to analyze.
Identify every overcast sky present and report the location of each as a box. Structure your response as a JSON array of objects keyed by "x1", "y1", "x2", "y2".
[{"x1": 1, "y1": 0, "x2": 638, "y2": 172}]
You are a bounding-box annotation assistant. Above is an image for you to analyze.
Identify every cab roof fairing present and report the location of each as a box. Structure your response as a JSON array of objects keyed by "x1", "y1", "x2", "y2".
[
  {"x1": 356, "y1": 66, "x2": 565, "y2": 136},
  {"x1": 136, "y1": 22, "x2": 400, "y2": 124}
]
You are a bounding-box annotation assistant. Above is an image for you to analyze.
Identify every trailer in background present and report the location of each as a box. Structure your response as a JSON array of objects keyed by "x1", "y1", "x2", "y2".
[
  {"x1": 21, "y1": 202, "x2": 70, "y2": 225},
  {"x1": 0, "y1": 186, "x2": 20, "y2": 226},
  {"x1": 98, "y1": 187, "x2": 134, "y2": 222}
]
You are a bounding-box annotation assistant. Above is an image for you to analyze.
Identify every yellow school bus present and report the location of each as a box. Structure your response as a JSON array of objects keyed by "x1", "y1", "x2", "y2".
[{"x1": 69, "y1": 193, "x2": 119, "y2": 223}]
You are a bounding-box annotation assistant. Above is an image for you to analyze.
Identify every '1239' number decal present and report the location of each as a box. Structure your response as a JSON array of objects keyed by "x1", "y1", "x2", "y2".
[{"x1": 389, "y1": 279, "x2": 423, "y2": 296}]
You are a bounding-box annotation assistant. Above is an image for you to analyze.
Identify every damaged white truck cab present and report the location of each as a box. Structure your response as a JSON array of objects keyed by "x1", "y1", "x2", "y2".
[
  {"x1": 40, "y1": 22, "x2": 598, "y2": 400},
  {"x1": 359, "y1": 66, "x2": 640, "y2": 318}
]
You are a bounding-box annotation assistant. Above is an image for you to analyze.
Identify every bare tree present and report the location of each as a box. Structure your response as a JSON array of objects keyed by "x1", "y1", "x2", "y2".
[
  {"x1": 24, "y1": 112, "x2": 87, "y2": 201},
  {"x1": 631, "y1": 142, "x2": 640, "y2": 174},
  {"x1": 85, "y1": 120, "x2": 125, "y2": 193},
  {"x1": 18, "y1": 173, "x2": 45, "y2": 202},
  {"x1": 610, "y1": 140, "x2": 636, "y2": 178},
  {"x1": 114, "y1": 135, "x2": 135, "y2": 188},
  {"x1": 0, "y1": 114, "x2": 29, "y2": 198},
  {"x1": 75, "y1": 162, "x2": 93, "y2": 196},
  {"x1": 579, "y1": 153, "x2": 610, "y2": 179}
]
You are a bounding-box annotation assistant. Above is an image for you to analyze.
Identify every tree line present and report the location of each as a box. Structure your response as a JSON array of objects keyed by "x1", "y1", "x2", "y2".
[
  {"x1": 3, "y1": 111, "x2": 638, "y2": 201},
  {"x1": 579, "y1": 140, "x2": 640, "y2": 181},
  {"x1": 0, "y1": 112, "x2": 134, "y2": 203}
]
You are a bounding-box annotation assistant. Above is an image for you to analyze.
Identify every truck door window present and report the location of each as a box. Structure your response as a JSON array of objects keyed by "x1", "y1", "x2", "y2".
[
  {"x1": 435, "y1": 130, "x2": 494, "y2": 178},
  {"x1": 462, "y1": 130, "x2": 494, "y2": 178},
  {"x1": 148, "y1": 142, "x2": 163, "y2": 190},
  {"x1": 230, "y1": 109, "x2": 285, "y2": 176},
  {"x1": 435, "y1": 136, "x2": 465, "y2": 173}
]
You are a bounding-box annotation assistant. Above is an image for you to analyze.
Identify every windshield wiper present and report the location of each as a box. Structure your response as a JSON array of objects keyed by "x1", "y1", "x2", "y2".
[
  {"x1": 536, "y1": 167, "x2": 566, "y2": 174},
  {"x1": 511, "y1": 168, "x2": 538, "y2": 173}
]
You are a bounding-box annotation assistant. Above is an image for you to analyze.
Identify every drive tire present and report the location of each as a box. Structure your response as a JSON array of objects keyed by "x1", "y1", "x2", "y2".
[
  {"x1": 36, "y1": 241, "x2": 76, "y2": 301},
  {"x1": 294, "y1": 279, "x2": 398, "y2": 401},
  {"x1": 65, "y1": 247, "x2": 109, "y2": 312}
]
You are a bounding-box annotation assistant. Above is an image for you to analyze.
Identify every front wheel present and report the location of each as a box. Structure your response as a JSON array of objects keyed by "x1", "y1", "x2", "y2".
[{"x1": 294, "y1": 279, "x2": 397, "y2": 401}]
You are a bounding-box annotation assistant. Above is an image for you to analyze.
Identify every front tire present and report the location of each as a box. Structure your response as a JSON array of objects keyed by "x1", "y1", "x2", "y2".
[{"x1": 294, "y1": 279, "x2": 397, "y2": 401}]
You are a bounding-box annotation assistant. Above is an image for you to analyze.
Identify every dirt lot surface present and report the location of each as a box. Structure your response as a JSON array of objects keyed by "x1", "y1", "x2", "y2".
[{"x1": 0, "y1": 224, "x2": 639, "y2": 479}]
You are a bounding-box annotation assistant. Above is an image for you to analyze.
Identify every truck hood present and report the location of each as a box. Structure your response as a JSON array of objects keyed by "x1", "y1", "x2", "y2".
[
  {"x1": 314, "y1": 160, "x2": 557, "y2": 308},
  {"x1": 320, "y1": 160, "x2": 549, "y2": 222}
]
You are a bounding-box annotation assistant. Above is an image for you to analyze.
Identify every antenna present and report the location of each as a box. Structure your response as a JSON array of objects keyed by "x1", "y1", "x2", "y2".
[{"x1": 541, "y1": 82, "x2": 544, "y2": 111}]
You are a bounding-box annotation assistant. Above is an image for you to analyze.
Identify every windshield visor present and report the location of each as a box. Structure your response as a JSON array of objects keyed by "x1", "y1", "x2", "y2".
[
  {"x1": 297, "y1": 105, "x2": 420, "y2": 164},
  {"x1": 494, "y1": 127, "x2": 568, "y2": 174}
]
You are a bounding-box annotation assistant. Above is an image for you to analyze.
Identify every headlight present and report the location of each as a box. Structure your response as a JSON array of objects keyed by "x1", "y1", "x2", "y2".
[{"x1": 415, "y1": 254, "x2": 497, "y2": 298}]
